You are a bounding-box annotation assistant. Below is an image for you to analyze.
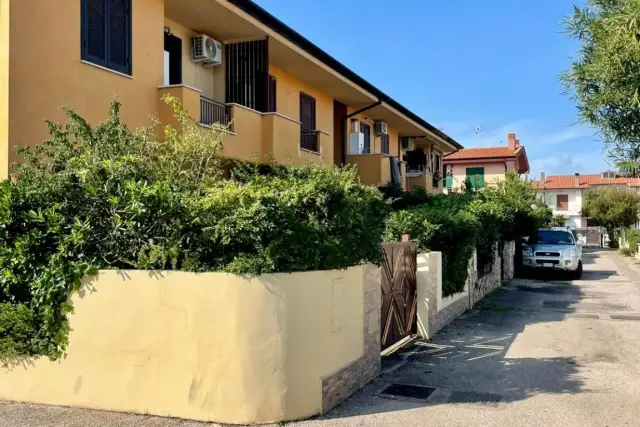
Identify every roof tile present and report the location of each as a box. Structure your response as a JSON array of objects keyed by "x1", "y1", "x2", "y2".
[
  {"x1": 444, "y1": 147, "x2": 518, "y2": 160},
  {"x1": 533, "y1": 174, "x2": 640, "y2": 189}
]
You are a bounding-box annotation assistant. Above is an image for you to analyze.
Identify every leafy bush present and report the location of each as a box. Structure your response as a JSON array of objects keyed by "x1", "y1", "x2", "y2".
[
  {"x1": 384, "y1": 172, "x2": 550, "y2": 295},
  {"x1": 0, "y1": 97, "x2": 387, "y2": 361},
  {"x1": 625, "y1": 229, "x2": 640, "y2": 254},
  {"x1": 620, "y1": 247, "x2": 635, "y2": 257},
  {"x1": 385, "y1": 194, "x2": 478, "y2": 296}
]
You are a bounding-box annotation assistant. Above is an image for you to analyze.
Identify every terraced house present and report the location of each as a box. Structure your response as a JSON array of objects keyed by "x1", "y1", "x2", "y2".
[{"x1": 0, "y1": 0, "x2": 461, "y2": 189}]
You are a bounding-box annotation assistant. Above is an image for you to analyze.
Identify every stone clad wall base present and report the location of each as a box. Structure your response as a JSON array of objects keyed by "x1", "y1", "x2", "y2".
[
  {"x1": 416, "y1": 252, "x2": 469, "y2": 340},
  {"x1": 417, "y1": 242, "x2": 511, "y2": 341},
  {"x1": 472, "y1": 244, "x2": 502, "y2": 306},
  {"x1": 321, "y1": 265, "x2": 381, "y2": 413},
  {"x1": 502, "y1": 241, "x2": 516, "y2": 281}
]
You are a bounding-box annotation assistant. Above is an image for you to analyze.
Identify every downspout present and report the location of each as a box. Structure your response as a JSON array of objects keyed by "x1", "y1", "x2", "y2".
[{"x1": 341, "y1": 100, "x2": 383, "y2": 164}]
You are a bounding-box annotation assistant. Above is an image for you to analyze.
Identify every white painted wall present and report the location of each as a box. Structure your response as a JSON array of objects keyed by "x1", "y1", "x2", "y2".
[{"x1": 538, "y1": 189, "x2": 584, "y2": 228}]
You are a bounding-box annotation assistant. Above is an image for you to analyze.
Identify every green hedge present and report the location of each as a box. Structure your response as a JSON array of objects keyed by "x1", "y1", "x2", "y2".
[
  {"x1": 384, "y1": 196, "x2": 478, "y2": 296},
  {"x1": 0, "y1": 99, "x2": 388, "y2": 361},
  {"x1": 625, "y1": 229, "x2": 640, "y2": 254},
  {"x1": 384, "y1": 173, "x2": 551, "y2": 296}
]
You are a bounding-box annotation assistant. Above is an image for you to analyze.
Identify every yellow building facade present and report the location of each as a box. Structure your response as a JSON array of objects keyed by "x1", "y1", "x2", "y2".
[{"x1": 0, "y1": 0, "x2": 461, "y2": 188}]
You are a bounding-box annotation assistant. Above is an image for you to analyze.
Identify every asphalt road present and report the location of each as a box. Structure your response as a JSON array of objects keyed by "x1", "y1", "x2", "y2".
[{"x1": 2, "y1": 248, "x2": 640, "y2": 426}]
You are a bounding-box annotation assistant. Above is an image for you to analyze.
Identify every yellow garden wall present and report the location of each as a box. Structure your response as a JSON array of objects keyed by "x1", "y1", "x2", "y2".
[{"x1": 0, "y1": 266, "x2": 380, "y2": 424}]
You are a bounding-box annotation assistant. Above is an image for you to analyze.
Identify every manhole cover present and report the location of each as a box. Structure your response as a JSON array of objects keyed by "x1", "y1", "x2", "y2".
[
  {"x1": 448, "y1": 391, "x2": 502, "y2": 407},
  {"x1": 378, "y1": 384, "x2": 436, "y2": 401},
  {"x1": 611, "y1": 314, "x2": 640, "y2": 321}
]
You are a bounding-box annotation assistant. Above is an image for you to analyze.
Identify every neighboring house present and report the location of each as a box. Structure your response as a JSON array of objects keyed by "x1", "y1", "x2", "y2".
[
  {"x1": 0, "y1": 0, "x2": 461, "y2": 192},
  {"x1": 442, "y1": 133, "x2": 530, "y2": 191},
  {"x1": 534, "y1": 172, "x2": 640, "y2": 229}
]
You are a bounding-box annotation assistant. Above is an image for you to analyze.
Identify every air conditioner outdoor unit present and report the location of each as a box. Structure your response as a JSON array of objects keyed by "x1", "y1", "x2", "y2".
[
  {"x1": 400, "y1": 137, "x2": 414, "y2": 151},
  {"x1": 375, "y1": 121, "x2": 388, "y2": 135},
  {"x1": 192, "y1": 34, "x2": 222, "y2": 66}
]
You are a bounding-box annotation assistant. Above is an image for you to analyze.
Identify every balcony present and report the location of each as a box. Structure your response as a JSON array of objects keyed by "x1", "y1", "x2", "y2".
[
  {"x1": 406, "y1": 171, "x2": 443, "y2": 194},
  {"x1": 347, "y1": 154, "x2": 406, "y2": 189},
  {"x1": 200, "y1": 96, "x2": 233, "y2": 131},
  {"x1": 156, "y1": 86, "x2": 331, "y2": 165}
]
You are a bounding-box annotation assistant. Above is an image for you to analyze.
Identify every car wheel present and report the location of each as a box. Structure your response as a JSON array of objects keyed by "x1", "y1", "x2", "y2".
[{"x1": 571, "y1": 261, "x2": 583, "y2": 280}]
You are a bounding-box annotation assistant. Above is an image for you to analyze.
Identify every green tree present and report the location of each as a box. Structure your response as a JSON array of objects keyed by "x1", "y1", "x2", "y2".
[
  {"x1": 562, "y1": 0, "x2": 640, "y2": 174},
  {"x1": 550, "y1": 214, "x2": 568, "y2": 227},
  {"x1": 582, "y1": 187, "x2": 640, "y2": 235}
]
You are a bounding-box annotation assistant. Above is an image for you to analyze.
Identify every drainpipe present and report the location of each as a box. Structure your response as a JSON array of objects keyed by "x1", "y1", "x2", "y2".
[{"x1": 341, "y1": 100, "x2": 383, "y2": 164}]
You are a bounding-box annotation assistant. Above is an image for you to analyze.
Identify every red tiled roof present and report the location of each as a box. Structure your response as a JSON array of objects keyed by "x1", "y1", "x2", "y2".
[
  {"x1": 444, "y1": 147, "x2": 518, "y2": 160},
  {"x1": 533, "y1": 174, "x2": 640, "y2": 189}
]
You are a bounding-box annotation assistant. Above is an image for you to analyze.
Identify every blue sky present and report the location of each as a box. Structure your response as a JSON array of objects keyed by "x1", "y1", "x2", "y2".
[{"x1": 253, "y1": 0, "x2": 609, "y2": 179}]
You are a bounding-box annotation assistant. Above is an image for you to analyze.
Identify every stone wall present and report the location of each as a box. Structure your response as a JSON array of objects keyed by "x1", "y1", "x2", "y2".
[
  {"x1": 502, "y1": 240, "x2": 516, "y2": 281},
  {"x1": 471, "y1": 244, "x2": 501, "y2": 306},
  {"x1": 321, "y1": 265, "x2": 381, "y2": 414},
  {"x1": 416, "y1": 252, "x2": 470, "y2": 340}
]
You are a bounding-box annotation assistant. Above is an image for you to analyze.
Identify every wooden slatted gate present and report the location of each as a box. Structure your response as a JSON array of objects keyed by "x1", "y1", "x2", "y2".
[{"x1": 380, "y1": 242, "x2": 418, "y2": 350}]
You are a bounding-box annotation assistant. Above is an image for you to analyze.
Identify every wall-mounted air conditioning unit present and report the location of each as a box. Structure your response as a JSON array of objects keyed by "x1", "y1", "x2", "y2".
[
  {"x1": 375, "y1": 121, "x2": 388, "y2": 135},
  {"x1": 192, "y1": 34, "x2": 222, "y2": 66},
  {"x1": 400, "y1": 137, "x2": 414, "y2": 151}
]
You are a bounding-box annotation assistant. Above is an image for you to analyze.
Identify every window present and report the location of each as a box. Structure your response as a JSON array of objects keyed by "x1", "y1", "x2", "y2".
[
  {"x1": 164, "y1": 32, "x2": 182, "y2": 85},
  {"x1": 445, "y1": 175, "x2": 453, "y2": 189},
  {"x1": 300, "y1": 93, "x2": 318, "y2": 152},
  {"x1": 360, "y1": 123, "x2": 371, "y2": 154},
  {"x1": 81, "y1": 0, "x2": 132, "y2": 75},
  {"x1": 433, "y1": 153, "x2": 442, "y2": 188},
  {"x1": 557, "y1": 194, "x2": 569, "y2": 211},
  {"x1": 381, "y1": 134, "x2": 389, "y2": 155},
  {"x1": 465, "y1": 167, "x2": 485, "y2": 189},
  {"x1": 267, "y1": 75, "x2": 277, "y2": 113}
]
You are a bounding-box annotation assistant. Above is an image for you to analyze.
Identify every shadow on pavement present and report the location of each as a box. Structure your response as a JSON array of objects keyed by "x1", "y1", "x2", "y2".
[{"x1": 317, "y1": 249, "x2": 616, "y2": 420}]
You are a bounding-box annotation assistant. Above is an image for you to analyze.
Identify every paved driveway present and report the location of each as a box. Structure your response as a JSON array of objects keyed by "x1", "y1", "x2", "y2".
[{"x1": 3, "y1": 249, "x2": 640, "y2": 426}]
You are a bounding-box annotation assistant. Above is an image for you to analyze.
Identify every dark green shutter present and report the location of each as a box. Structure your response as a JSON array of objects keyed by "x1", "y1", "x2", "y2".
[
  {"x1": 445, "y1": 175, "x2": 453, "y2": 189},
  {"x1": 465, "y1": 167, "x2": 485, "y2": 189}
]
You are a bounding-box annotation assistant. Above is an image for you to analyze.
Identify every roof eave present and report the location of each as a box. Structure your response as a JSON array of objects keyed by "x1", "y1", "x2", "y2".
[{"x1": 226, "y1": 0, "x2": 463, "y2": 150}]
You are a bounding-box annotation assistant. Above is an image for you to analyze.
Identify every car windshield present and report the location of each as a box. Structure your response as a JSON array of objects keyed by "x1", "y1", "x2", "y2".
[{"x1": 530, "y1": 230, "x2": 574, "y2": 245}]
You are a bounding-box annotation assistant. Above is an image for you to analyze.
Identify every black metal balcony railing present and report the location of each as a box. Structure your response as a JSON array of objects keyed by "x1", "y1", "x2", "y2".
[
  {"x1": 200, "y1": 96, "x2": 232, "y2": 130},
  {"x1": 300, "y1": 128, "x2": 319, "y2": 152}
]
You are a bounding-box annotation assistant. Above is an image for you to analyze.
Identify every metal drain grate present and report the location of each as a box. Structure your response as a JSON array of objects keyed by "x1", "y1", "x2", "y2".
[
  {"x1": 378, "y1": 384, "x2": 436, "y2": 401},
  {"x1": 448, "y1": 391, "x2": 502, "y2": 407},
  {"x1": 611, "y1": 314, "x2": 640, "y2": 321}
]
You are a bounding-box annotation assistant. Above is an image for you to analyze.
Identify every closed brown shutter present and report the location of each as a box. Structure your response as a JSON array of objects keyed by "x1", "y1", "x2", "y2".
[{"x1": 557, "y1": 194, "x2": 569, "y2": 211}]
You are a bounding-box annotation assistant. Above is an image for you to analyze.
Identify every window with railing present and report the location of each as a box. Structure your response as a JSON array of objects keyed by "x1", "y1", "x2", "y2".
[
  {"x1": 200, "y1": 96, "x2": 232, "y2": 130},
  {"x1": 300, "y1": 93, "x2": 319, "y2": 152},
  {"x1": 381, "y1": 134, "x2": 389, "y2": 155},
  {"x1": 301, "y1": 129, "x2": 319, "y2": 152}
]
